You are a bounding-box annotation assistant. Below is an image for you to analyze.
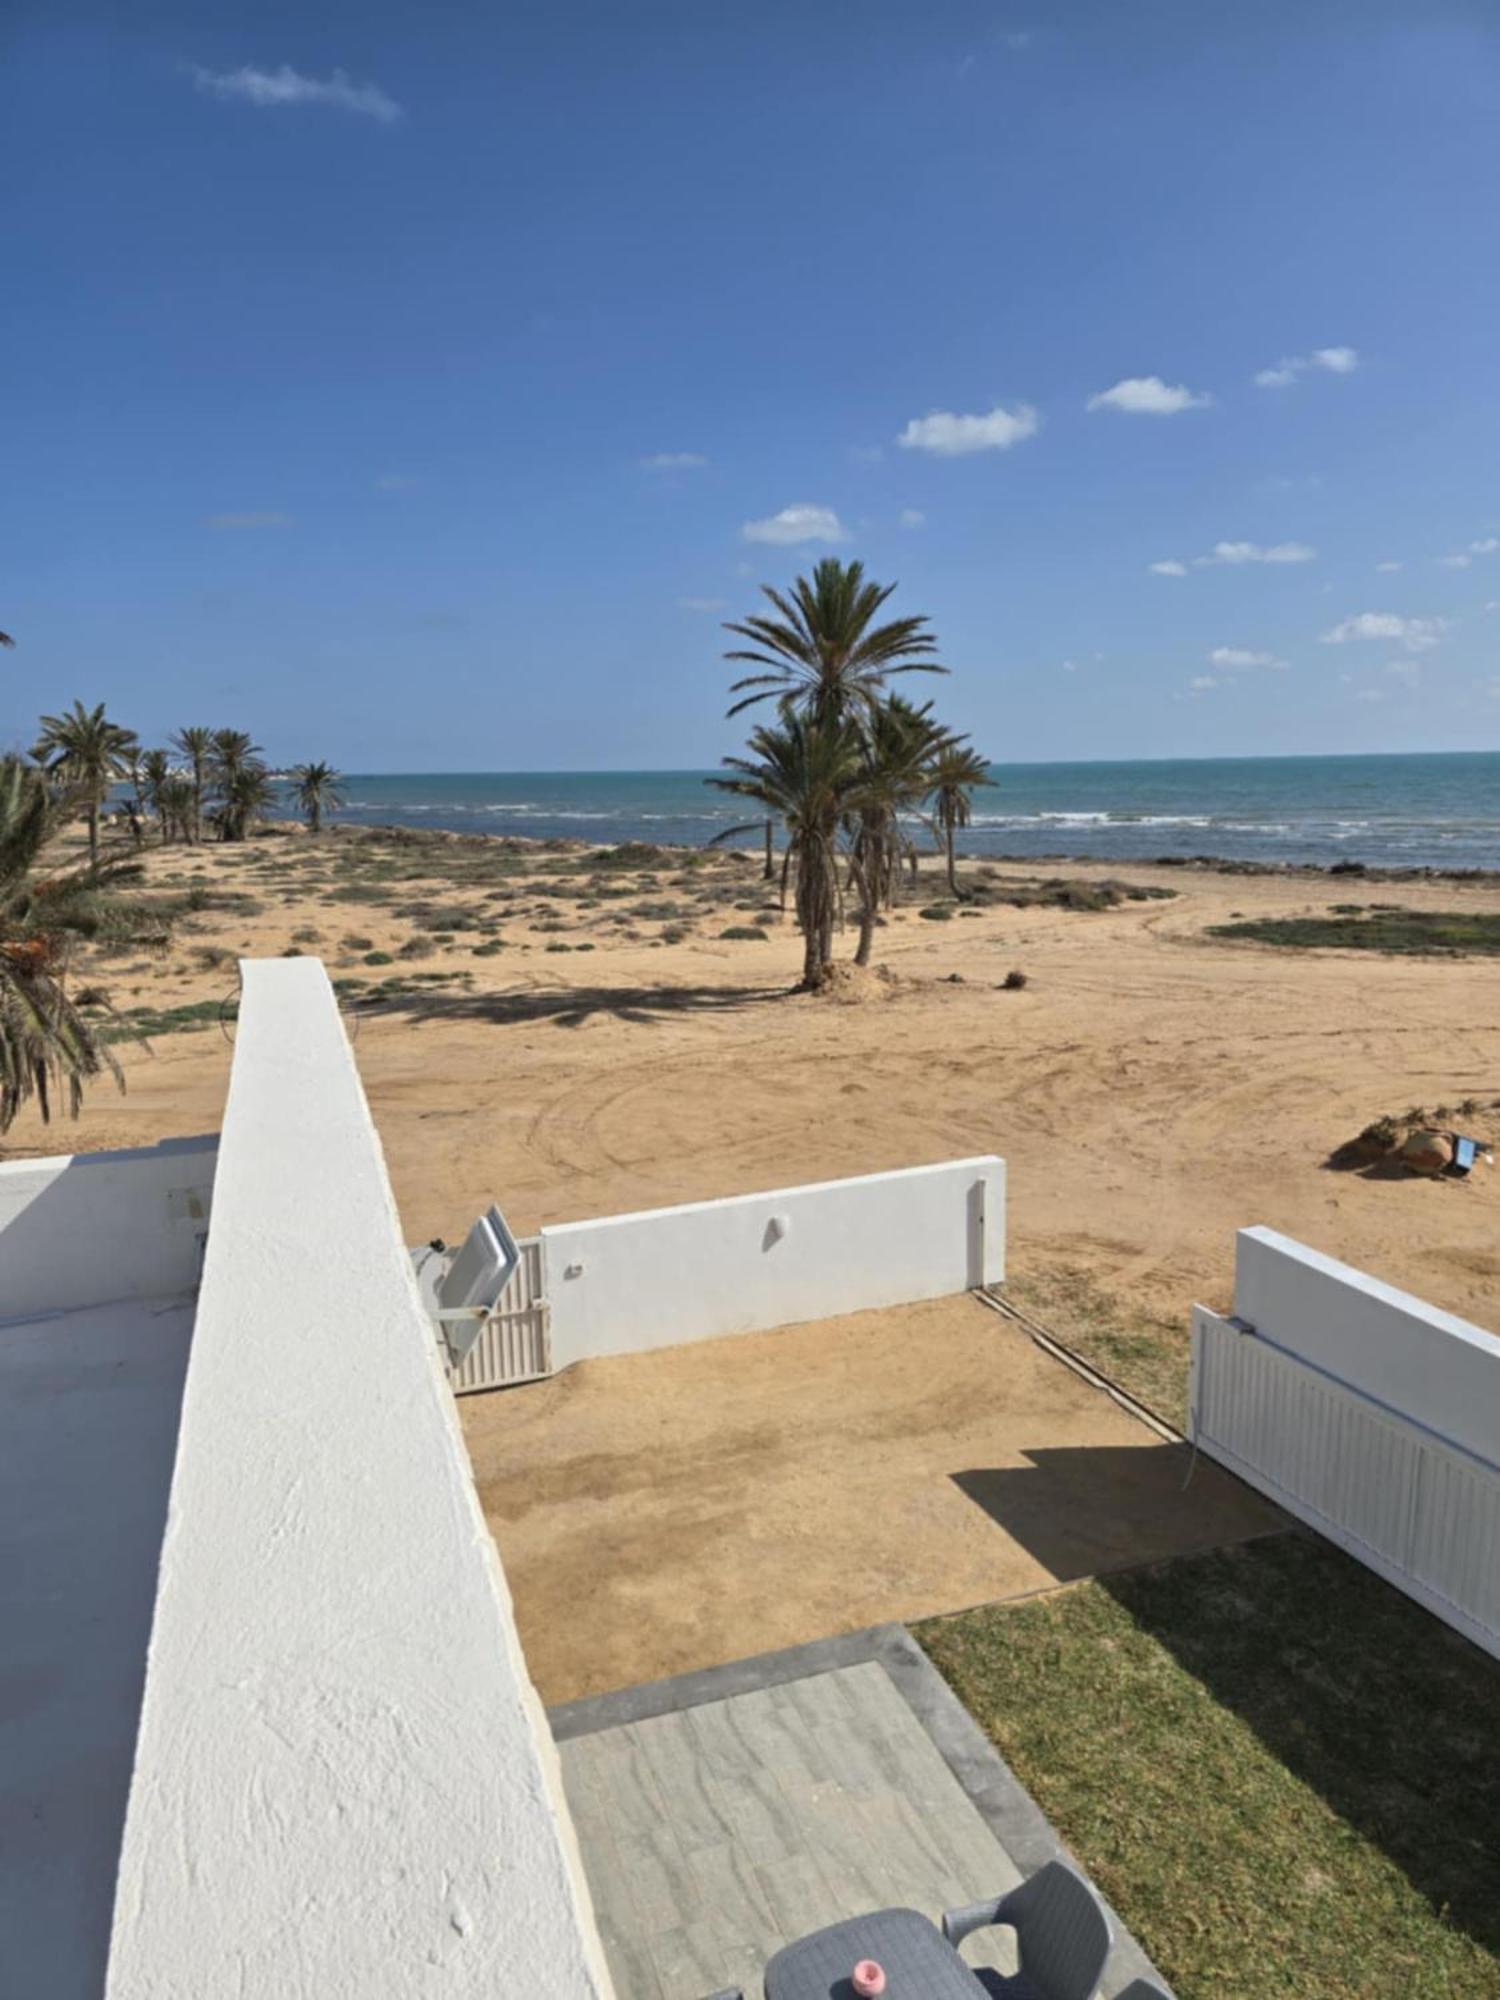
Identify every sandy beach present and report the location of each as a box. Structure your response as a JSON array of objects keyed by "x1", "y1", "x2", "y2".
[{"x1": 8, "y1": 823, "x2": 1498, "y2": 1409}]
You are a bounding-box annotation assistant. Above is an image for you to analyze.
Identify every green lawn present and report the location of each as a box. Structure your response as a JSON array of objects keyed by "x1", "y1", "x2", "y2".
[
  {"x1": 917, "y1": 1534, "x2": 1500, "y2": 1999},
  {"x1": 1209, "y1": 909, "x2": 1500, "y2": 954}
]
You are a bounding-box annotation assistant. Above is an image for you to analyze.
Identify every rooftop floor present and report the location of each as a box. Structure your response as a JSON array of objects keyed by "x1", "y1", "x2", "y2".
[
  {"x1": 462, "y1": 1292, "x2": 1277, "y2": 1703},
  {"x1": 552, "y1": 1625, "x2": 1168, "y2": 1999},
  {"x1": 0, "y1": 1294, "x2": 194, "y2": 2000}
]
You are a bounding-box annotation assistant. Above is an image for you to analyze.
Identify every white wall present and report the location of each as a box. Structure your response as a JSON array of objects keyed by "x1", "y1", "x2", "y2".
[
  {"x1": 0, "y1": 1136, "x2": 215, "y2": 1319},
  {"x1": 1233, "y1": 1226, "x2": 1500, "y2": 1467},
  {"x1": 544, "y1": 1156, "x2": 1005, "y2": 1370},
  {"x1": 106, "y1": 960, "x2": 613, "y2": 2000}
]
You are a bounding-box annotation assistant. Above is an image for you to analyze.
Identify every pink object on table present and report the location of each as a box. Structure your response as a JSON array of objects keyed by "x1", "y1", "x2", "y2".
[{"x1": 852, "y1": 1961, "x2": 886, "y2": 1997}]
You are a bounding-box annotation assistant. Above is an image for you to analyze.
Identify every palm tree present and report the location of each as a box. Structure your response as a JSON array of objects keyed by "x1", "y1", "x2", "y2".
[
  {"x1": 847, "y1": 697, "x2": 952, "y2": 964},
  {"x1": 710, "y1": 709, "x2": 863, "y2": 989},
  {"x1": 206, "y1": 730, "x2": 267, "y2": 842},
  {"x1": 31, "y1": 700, "x2": 139, "y2": 871},
  {"x1": 0, "y1": 754, "x2": 142, "y2": 1131},
  {"x1": 209, "y1": 728, "x2": 262, "y2": 788},
  {"x1": 723, "y1": 558, "x2": 946, "y2": 724},
  {"x1": 927, "y1": 742, "x2": 994, "y2": 899},
  {"x1": 216, "y1": 763, "x2": 277, "y2": 843},
  {"x1": 288, "y1": 760, "x2": 346, "y2": 835},
  {"x1": 170, "y1": 726, "x2": 215, "y2": 843},
  {"x1": 138, "y1": 749, "x2": 172, "y2": 843}
]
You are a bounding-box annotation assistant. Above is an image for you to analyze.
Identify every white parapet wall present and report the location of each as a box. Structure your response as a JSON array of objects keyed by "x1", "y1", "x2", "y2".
[
  {"x1": 1189, "y1": 1227, "x2": 1500, "y2": 1660},
  {"x1": 543, "y1": 1155, "x2": 1005, "y2": 1371},
  {"x1": 0, "y1": 1135, "x2": 215, "y2": 1319},
  {"x1": 1232, "y1": 1224, "x2": 1500, "y2": 1465},
  {"x1": 105, "y1": 960, "x2": 613, "y2": 2000}
]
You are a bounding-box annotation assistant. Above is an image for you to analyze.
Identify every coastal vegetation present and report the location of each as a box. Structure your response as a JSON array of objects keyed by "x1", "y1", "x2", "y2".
[
  {"x1": 0, "y1": 754, "x2": 153, "y2": 1131},
  {"x1": 0, "y1": 701, "x2": 344, "y2": 1128},
  {"x1": 712, "y1": 557, "x2": 993, "y2": 989},
  {"x1": 1211, "y1": 907, "x2": 1500, "y2": 955}
]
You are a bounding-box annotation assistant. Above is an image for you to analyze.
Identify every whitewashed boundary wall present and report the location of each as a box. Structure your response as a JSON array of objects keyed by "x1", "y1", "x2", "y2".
[
  {"x1": 105, "y1": 960, "x2": 613, "y2": 2000},
  {"x1": 1232, "y1": 1225, "x2": 1500, "y2": 1467},
  {"x1": 1189, "y1": 1228, "x2": 1500, "y2": 1662},
  {"x1": 542, "y1": 1155, "x2": 1005, "y2": 1371},
  {"x1": 0, "y1": 1136, "x2": 216, "y2": 1318}
]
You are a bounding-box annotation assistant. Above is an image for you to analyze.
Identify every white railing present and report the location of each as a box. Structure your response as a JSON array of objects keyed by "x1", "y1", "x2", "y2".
[{"x1": 1191, "y1": 1304, "x2": 1500, "y2": 1660}]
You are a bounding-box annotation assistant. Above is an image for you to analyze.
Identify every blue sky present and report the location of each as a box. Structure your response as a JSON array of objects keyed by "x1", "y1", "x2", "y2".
[{"x1": 6, "y1": 1, "x2": 1500, "y2": 769}]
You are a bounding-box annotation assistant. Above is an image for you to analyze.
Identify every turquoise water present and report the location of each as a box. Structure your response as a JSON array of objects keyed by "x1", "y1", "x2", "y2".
[{"x1": 318, "y1": 753, "x2": 1500, "y2": 871}]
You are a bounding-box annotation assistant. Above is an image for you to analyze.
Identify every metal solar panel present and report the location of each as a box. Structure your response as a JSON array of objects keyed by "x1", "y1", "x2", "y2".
[{"x1": 435, "y1": 1206, "x2": 520, "y2": 1366}]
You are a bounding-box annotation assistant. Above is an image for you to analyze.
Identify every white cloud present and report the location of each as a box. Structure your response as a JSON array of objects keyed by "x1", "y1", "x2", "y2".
[
  {"x1": 641, "y1": 451, "x2": 708, "y2": 470},
  {"x1": 742, "y1": 503, "x2": 849, "y2": 546},
  {"x1": 899, "y1": 508, "x2": 926, "y2": 529},
  {"x1": 1470, "y1": 536, "x2": 1500, "y2": 554},
  {"x1": 1487, "y1": 600, "x2": 1500, "y2": 613},
  {"x1": 1356, "y1": 687, "x2": 1386, "y2": 703},
  {"x1": 1374, "y1": 560, "x2": 1403, "y2": 573},
  {"x1": 1384, "y1": 659, "x2": 1423, "y2": 689},
  {"x1": 374, "y1": 473, "x2": 415, "y2": 492},
  {"x1": 1087, "y1": 376, "x2": 1213, "y2": 416},
  {"x1": 1198, "y1": 540, "x2": 1316, "y2": 566},
  {"x1": 1254, "y1": 345, "x2": 1359, "y2": 388},
  {"x1": 1209, "y1": 646, "x2": 1289, "y2": 671},
  {"x1": 205, "y1": 510, "x2": 293, "y2": 529},
  {"x1": 1188, "y1": 675, "x2": 1219, "y2": 691},
  {"x1": 677, "y1": 596, "x2": 727, "y2": 613},
  {"x1": 191, "y1": 64, "x2": 402, "y2": 123},
  {"x1": 1004, "y1": 31, "x2": 1032, "y2": 49},
  {"x1": 1059, "y1": 658, "x2": 1078, "y2": 674},
  {"x1": 1149, "y1": 559, "x2": 1187, "y2": 577},
  {"x1": 1320, "y1": 611, "x2": 1449, "y2": 652},
  {"x1": 896, "y1": 404, "x2": 1039, "y2": 455},
  {"x1": 1437, "y1": 553, "x2": 1472, "y2": 569}
]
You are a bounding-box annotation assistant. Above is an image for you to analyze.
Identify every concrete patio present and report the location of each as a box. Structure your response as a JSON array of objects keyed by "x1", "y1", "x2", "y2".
[{"x1": 550, "y1": 1625, "x2": 1170, "y2": 2000}]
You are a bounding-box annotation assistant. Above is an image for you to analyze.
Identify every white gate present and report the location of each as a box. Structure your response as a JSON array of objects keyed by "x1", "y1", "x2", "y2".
[
  {"x1": 1191, "y1": 1306, "x2": 1500, "y2": 1660},
  {"x1": 447, "y1": 1237, "x2": 551, "y2": 1394}
]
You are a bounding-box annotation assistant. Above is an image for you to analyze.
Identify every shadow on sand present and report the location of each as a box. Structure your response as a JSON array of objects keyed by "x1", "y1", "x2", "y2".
[{"x1": 354, "y1": 979, "x2": 789, "y2": 1031}]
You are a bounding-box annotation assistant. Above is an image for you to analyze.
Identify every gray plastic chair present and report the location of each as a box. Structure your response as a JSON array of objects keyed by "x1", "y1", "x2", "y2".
[
  {"x1": 1115, "y1": 1984, "x2": 1173, "y2": 1999},
  {"x1": 942, "y1": 1861, "x2": 1112, "y2": 2000}
]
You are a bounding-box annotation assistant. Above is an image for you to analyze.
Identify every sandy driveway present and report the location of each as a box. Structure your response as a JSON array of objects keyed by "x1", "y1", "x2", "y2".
[{"x1": 460, "y1": 1294, "x2": 1277, "y2": 1703}]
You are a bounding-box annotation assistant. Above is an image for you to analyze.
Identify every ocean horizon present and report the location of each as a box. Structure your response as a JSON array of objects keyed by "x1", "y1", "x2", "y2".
[{"x1": 309, "y1": 750, "x2": 1500, "y2": 873}]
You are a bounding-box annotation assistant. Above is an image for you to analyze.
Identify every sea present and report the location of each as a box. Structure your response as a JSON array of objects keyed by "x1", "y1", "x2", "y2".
[{"x1": 313, "y1": 752, "x2": 1500, "y2": 873}]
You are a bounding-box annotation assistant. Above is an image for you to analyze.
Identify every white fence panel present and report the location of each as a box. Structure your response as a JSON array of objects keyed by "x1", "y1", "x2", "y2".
[
  {"x1": 1190, "y1": 1307, "x2": 1500, "y2": 1660},
  {"x1": 447, "y1": 1237, "x2": 550, "y2": 1394}
]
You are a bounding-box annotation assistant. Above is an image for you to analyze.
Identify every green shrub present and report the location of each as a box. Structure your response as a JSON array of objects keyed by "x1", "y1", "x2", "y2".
[{"x1": 720, "y1": 925, "x2": 770, "y2": 941}]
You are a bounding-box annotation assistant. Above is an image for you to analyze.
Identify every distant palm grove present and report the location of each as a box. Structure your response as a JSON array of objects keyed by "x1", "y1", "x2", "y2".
[
  {"x1": 1, "y1": 699, "x2": 343, "y2": 1134},
  {"x1": 711, "y1": 557, "x2": 991, "y2": 989}
]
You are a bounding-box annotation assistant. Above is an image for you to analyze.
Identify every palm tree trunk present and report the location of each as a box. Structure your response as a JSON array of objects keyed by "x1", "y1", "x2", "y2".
[
  {"x1": 852, "y1": 817, "x2": 879, "y2": 966},
  {"x1": 86, "y1": 799, "x2": 99, "y2": 871},
  {"x1": 779, "y1": 846, "x2": 793, "y2": 914},
  {"x1": 945, "y1": 814, "x2": 960, "y2": 898},
  {"x1": 763, "y1": 819, "x2": 774, "y2": 880}
]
